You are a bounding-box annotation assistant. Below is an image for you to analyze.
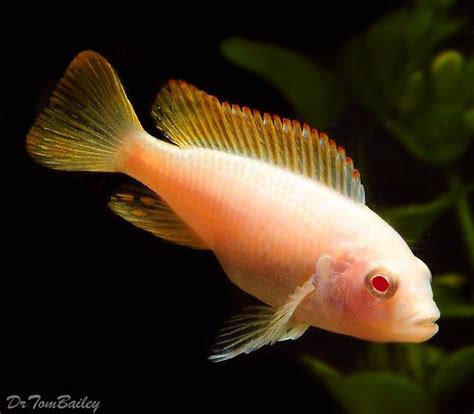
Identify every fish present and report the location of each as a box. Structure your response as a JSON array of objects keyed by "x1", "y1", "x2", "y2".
[{"x1": 26, "y1": 51, "x2": 440, "y2": 362}]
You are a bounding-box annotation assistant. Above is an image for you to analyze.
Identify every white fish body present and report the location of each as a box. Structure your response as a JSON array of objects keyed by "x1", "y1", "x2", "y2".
[{"x1": 26, "y1": 51, "x2": 440, "y2": 362}]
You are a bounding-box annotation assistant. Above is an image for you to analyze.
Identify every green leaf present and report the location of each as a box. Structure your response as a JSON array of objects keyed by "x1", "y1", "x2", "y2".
[
  {"x1": 330, "y1": 372, "x2": 434, "y2": 414},
  {"x1": 380, "y1": 191, "x2": 454, "y2": 244},
  {"x1": 386, "y1": 104, "x2": 471, "y2": 164},
  {"x1": 364, "y1": 343, "x2": 392, "y2": 371},
  {"x1": 439, "y1": 303, "x2": 474, "y2": 317},
  {"x1": 433, "y1": 273, "x2": 474, "y2": 318},
  {"x1": 462, "y1": 108, "x2": 474, "y2": 132},
  {"x1": 340, "y1": 4, "x2": 463, "y2": 116},
  {"x1": 363, "y1": 344, "x2": 446, "y2": 384},
  {"x1": 397, "y1": 71, "x2": 426, "y2": 117},
  {"x1": 463, "y1": 58, "x2": 474, "y2": 102},
  {"x1": 302, "y1": 355, "x2": 340, "y2": 386},
  {"x1": 393, "y1": 344, "x2": 448, "y2": 384},
  {"x1": 429, "y1": 346, "x2": 474, "y2": 397},
  {"x1": 304, "y1": 356, "x2": 435, "y2": 414},
  {"x1": 396, "y1": 344, "x2": 428, "y2": 383},
  {"x1": 340, "y1": 36, "x2": 386, "y2": 115},
  {"x1": 365, "y1": 11, "x2": 411, "y2": 106},
  {"x1": 431, "y1": 50, "x2": 464, "y2": 102},
  {"x1": 411, "y1": 103, "x2": 469, "y2": 162},
  {"x1": 421, "y1": 345, "x2": 446, "y2": 375},
  {"x1": 221, "y1": 38, "x2": 345, "y2": 128},
  {"x1": 455, "y1": 186, "x2": 474, "y2": 272},
  {"x1": 389, "y1": 51, "x2": 474, "y2": 163},
  {"x1": 434, "y1": 272, "x2": 469, "y2": 288}
]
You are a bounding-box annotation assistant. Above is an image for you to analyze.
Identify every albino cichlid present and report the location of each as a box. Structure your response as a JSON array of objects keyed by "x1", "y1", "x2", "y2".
[{"x1": 27, "y1": 51, "x2": 440, "y2": 362}]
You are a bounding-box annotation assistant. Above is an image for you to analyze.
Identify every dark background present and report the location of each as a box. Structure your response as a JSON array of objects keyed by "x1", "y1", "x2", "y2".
[{"x1": 2, "y1": 2, "x2": 473, "y2": 413}]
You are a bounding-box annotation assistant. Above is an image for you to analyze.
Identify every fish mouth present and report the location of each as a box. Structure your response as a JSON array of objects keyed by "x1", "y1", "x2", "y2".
[
  {"x1": 415, "y1": 316, "x2": 439, "y2": 329},
  {"x1": 404, "y1": 316, "x2": 440, "y2": 341},
  {"x1": 396, "y1": 308, "x2": 440, "y2": 341}
]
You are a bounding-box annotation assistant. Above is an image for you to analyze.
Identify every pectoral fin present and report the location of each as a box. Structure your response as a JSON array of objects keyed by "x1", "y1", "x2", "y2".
[{"x1": 209, "y1": 277, "x2": 316, "y2": 362}]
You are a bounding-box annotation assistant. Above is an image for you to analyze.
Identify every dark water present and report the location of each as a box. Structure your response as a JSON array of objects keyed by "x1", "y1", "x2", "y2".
[{"x1": 3, "y1": 2, "x2": 474, "y2": 413}]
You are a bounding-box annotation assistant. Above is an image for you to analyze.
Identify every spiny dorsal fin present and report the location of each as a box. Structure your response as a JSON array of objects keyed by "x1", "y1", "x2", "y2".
[
  {"x1": 152, "y1": 80, "x2": 365, "y2": 204},
  {"x1": 109, "y1": 184, "x2": 209, "y2": 249}
]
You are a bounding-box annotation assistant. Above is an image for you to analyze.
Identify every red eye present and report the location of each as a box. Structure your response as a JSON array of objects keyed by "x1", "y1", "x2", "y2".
[
  {"x1": 371, "y1": 275, "x2": 390, "y2": 292},
  {"x1": 365, "y1": 269, "x2": 398, "y2": 299}
]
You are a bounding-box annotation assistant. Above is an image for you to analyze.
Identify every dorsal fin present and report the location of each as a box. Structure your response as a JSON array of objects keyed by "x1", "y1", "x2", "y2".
[
  {"x1": 152, "y1": 80, "x2": 365, "y2": 204},
  {"x1": 109, "y1": 184, "x2": 209, "y2": 249}
]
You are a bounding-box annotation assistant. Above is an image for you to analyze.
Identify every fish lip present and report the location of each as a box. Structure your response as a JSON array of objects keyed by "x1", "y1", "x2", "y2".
[{"x1": 415, "y1": 315, "x2": 439, "y2": 327}]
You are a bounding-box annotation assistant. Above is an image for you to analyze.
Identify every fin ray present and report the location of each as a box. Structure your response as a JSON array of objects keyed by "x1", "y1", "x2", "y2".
[
  {"x1": 152, "y1": 80, "x2": 365, "y2": 204},
  {"x1": 27, "y1": 51, "x2": 143, "y2": 172},
  {"x1": 209, "y1": 278, "x2": 315, "y2": 362},
  {"x1": 109, "y1": 184, "x2": 208, "y2": 249}
]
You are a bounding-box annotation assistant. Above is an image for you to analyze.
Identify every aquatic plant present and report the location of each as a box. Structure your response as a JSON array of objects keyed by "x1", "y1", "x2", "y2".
[{"x1": 303, "y1": 344, "x2": 474, "y2": 414}]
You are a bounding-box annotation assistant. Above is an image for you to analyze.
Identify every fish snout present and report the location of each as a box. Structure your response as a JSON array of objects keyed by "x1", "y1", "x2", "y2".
[
  {"x1": 412, "y1": 297, "x2": 440, "y2": 322},
  {"x1": 399, "y1": 300, "x2": 440, "y2": 341},
  {"x1": 413, "y1": 306, "x2": 440, "y2": 326}
]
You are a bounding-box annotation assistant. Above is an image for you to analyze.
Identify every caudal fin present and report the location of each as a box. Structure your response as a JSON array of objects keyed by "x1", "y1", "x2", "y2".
[{"x1": 26, "y1": 51, "x2": 143, "y2": 172}]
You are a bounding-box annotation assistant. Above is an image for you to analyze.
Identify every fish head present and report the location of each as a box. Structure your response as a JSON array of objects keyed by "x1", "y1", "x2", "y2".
[
  {"x1": 313, "y1": 252, "x2": 440, "y2": 343},
  {"x1": 377, "y1": 256, "x2": 440, "y2": 342}
]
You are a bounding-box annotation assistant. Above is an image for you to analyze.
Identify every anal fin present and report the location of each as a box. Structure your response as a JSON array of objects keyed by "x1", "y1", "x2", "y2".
[
  {"x1": 209, "y1": 277, "x2": 316, "y2": 362},
  {"x1": 109, "y1": 184, "x2": 209, "y2": 250}
]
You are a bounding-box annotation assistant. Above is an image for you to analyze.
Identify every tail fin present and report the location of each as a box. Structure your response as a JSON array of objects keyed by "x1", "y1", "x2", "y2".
[{"x1": 26, "y1": 51, "x2": 143, "y2": 172}]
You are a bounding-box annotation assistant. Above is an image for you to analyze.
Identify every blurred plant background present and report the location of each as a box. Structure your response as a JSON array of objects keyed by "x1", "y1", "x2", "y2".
[{"x1": 221, "y1": 0, "x2": 473, "y2": 412}]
